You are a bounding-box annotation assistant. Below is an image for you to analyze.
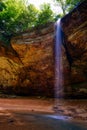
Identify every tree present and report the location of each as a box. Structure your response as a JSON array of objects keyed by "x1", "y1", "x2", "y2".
[
  {"x1": 0, "y1": 0, "x2": 39, "y2": 45},
  {"x1": 0, "y1": 0, "x2": 55, "y2": 46},
  {"x1": 14, "y1": 4, "x2": 39, "y2": 31},
  {"x1": 54, "y1": 0, "x2": 84, "y2": 16},
  {"x1": 24, "y1": 4, "x2": 39, "y2": 28},
  {"x1": 35, "y1": 3, "x2": 55, "y2": 27},
  {"x1": 0, "y1": 0, "x2": 26, "y2": 45},
  {"x1": 0, "y1": 0, "x2": 6, "y2": 11}
]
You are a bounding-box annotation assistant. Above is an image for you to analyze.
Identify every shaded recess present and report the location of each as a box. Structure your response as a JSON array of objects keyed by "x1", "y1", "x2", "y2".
[{"x1": 61, "y1": 0, "x2": 87, "y2": 98}]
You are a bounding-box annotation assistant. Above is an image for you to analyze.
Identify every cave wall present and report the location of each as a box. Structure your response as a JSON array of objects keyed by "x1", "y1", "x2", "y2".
[
  {"x1": 61, "y1": 0, "x2": 87, "y2": 97},
  {"x1": 0, "y1": 24, "x2": 55, "y2": 96},
  {"x1": 0, "y1": 1, "x2": 87, "y2": 97}
]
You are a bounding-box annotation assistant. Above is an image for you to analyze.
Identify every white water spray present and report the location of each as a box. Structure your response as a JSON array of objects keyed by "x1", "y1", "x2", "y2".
[{"x1": 55, "y1": 19, "x2": 64, "y2": 100}]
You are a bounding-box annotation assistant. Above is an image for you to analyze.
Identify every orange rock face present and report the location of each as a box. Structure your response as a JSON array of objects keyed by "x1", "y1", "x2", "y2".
[
  {"x1": 1, "y1": 24, "x2": 54, "y2": 96},
  {"x1": 0, "y1": 1, "x2": 87, "y2": 97},
  {"x1": 61, "y1": 1, "x2": 87, "y2": 97}
]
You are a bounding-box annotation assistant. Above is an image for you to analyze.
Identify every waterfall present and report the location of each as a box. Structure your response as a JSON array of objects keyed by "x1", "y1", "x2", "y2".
[{"x1": 55, "y1": 18, "x2": 64, "y2": 100}]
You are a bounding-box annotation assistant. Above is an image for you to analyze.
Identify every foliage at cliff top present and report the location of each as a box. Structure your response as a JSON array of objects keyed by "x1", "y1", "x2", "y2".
[
  {"x1": 0, "y1": 0, "x2": 55, "y2": 45},
  {"x1": 0, "y1": 0, "x2": 84, "y2": 45},
  {"x1": 54, "y1": 0, "x2": 84, "y2": 16}
]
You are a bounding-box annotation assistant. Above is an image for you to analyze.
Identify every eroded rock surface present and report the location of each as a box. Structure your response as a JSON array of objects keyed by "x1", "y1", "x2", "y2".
[
  {"x1": 0, "y1": 24, "x2": 55, "y2": 96},
  {"x1": 61, "y1": 1, "x2": 87, "y2": 97},
  {"x1": 0, "y1": 1, "x2": 87, "y2": 97}
]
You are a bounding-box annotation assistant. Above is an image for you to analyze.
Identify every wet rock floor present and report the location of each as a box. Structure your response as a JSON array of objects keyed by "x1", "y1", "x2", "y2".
[
  {"x1": 0, "y1": 111, "x2": 87, "y2": 130},
  {"x1": 0, "y1": 98, "x2": 87, "y2": 130},
  {"x1": 53, "y1": 99, "x2": 87, "y2": 121}
]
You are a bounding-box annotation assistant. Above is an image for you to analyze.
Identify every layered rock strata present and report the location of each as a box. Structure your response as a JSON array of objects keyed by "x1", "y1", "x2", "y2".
[
  {"x1": 0, "y1": 1, "x2": 87, "y2": 97},
  {"x1": 0, "y1": 24, "x2": 55, "y2": 96},
  {"x1": 61, "y1": 0, "x2": 87, "y2": 97}
]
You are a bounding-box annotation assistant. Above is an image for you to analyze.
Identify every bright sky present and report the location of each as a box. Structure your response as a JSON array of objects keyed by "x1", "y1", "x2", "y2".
[{"x1": 27, "y1": 0, "x2": 62, "y2": 14}]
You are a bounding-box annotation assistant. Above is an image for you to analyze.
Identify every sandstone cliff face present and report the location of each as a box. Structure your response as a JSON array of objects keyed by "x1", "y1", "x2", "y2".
[
  {"x1": 61, "y1": 1, "x2": 87, "y2": 97},
  {"x1": 0, "y1": 1, "x2": 87, "y2": 97},
  {"x1": 0, "y1": 43, "x2": 23, "y2": 94},
  {"x1": 1, "y1": 24, "x2": 54, "y2": 96}
]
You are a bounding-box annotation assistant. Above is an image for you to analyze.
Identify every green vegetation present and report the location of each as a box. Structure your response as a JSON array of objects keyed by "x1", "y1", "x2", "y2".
[
  {"x1": 0, "y1": 0, "x2": 84, "y2": 45},
  {"x1": 0, "y1": 0, "x2": 55, "y2": 45},
  {"x1": 35, "y1": 3, "x2": 54, "y2": 26},
  {"x1": 54, "y1": 0, "x2": 84, "y2": 15}
]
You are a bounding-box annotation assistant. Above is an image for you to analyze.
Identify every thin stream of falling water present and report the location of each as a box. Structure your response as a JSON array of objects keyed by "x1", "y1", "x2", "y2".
[{"x1": 54, "y1": 19, "x2": 64, "y2": 108}]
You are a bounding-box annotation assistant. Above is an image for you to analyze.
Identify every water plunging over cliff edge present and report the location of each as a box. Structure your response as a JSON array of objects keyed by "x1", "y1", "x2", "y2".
[{"x1": 54, "y1": 19, "x2": 64, "y2": 100}]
